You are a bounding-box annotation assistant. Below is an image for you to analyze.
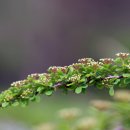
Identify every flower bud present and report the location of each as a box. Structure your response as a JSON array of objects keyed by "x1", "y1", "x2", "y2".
[
  {"x1": 100, "y1": 58, "x2": 113, "y2": 64},
  {"x1": 116, "y1": 52, "x2": 129, "y2": 59}
]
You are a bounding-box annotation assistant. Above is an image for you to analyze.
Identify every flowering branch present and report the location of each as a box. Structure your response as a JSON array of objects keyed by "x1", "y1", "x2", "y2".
[{"x1": 0, "y1": 52, "x2": 130, "y2": 108}]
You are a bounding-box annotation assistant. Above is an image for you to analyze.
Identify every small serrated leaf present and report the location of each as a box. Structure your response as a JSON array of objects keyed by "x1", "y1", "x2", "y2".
[
  {"x1": 45, "y1": 90, "x2": 53, "y2": 96},
  {"x1": 114, "y1": 58, "x2": 122, "y2": 64},
  {"x1": 81, "y1": 85, "x2": 88, "y2": 88},
  {"x1": 37, "y1": 87, "x2": 44, "y2": 93},
  {"x1": 114, "y1": 79, "x2": 120, "y2": 85},
  {"x1": 2, "y1": 102, "x2": 9, "y2": 108},
  {"x1": 123, "y1": 73, "x2": 130, "y2": 77},
  {"x1": 12, "y1": 101, "x2": 19, "y2": 107},
  {"x1": 124, "y1": 78, "x2": 130, "y2": 85},
  {"x1": 109, "y1": 87, "x2": 114, "y2": 96},
  {"x1": 75, "y1": 87, "x2": 82, "y2": 94}
]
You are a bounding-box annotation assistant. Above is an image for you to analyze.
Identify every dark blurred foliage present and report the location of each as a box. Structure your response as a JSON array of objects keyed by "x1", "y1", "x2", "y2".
[{"x1": 0, "y1": 0, "x2": 130, "y2": 86}]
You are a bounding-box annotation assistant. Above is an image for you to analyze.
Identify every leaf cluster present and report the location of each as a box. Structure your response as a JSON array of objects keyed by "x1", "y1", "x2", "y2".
[{"x1": 0, "y1": 52, "x2": 130, "y2": 108}]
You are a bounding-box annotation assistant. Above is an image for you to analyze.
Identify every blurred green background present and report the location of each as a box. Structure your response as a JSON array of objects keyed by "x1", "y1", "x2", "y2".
[{"x1": 0, "y1": 1, "x2": 130, "y2": 130}]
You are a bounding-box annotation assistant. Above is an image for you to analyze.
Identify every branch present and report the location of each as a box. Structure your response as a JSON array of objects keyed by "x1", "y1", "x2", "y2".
[{"x1": 0, "y1": 52, "x2": 130, "y2": 108}]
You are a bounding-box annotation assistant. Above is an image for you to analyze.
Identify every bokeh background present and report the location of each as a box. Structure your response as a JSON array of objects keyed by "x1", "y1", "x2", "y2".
[{"x1": 0, "y1": 1, "x2": 130, "y2": 130}]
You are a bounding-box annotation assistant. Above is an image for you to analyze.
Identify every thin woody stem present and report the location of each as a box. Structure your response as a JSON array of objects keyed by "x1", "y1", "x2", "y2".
[
  {"x1": 105, "y1": 75, "x2": 124, "y2": 79},
  {"x1": 52, "y1": 75, "x2": 125, "y2": 88},
  {"x1": 0, "y1": 52, "x2": 130, "y2": 108}
]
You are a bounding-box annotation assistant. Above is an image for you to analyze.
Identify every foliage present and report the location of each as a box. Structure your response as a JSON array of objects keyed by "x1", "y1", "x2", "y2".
[{"x1": 0, "y1": 52, "x2": 130, "y2": 108}]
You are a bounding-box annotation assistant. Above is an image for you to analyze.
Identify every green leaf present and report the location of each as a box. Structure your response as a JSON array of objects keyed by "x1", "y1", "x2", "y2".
[
  {"x1": 97, "y1": 84, "x2": 104, "y2": 89},
  {"x1": 82, "y1": 85, "x2": 88, "y2": 88},
  {"x1": 37, "y1": 87, "x2": 44, "y2": 93},
  {"x1": 89, "y1": 79, "x2": 95, "y2": 84},
  {"x1": 75, "y1": 87, "x2": 82, "y2": 94},
  {"x1": 109, "y1": 87, "x2": 114, "y2": 96},
  {"x1": 29, "y1": 96, "x2": 40, "y2": 102},
  {"x1": 67, "y1": 82, "x2": 74, "y2": 86},
  {"x1": 79, "y1": 78, "x2": 86, "y2": 83},
  {"x1": 12, "y1": 101, "x2": 19, "y2": 107},
  {"x1": 114, "y1": 79, "x2": 120, "y2": 85},
  {"x1": 123, "y1": 73, "x2": 130, "y2": 77},
  {"x1": 82, "y1": 88, "x2": 86, "y2": 94},
  {"x1": 45, "y1": 90, "x2": 53, "y2": 96},
  {"x1": 2, "y1": 102, "x2": 9, "y2": 108},
  {"x1": 30, "y1": 96, "x2": 36, "y2": 101},
  {"x1": 114, "y1": 58, "x2": 122, "y2": 64},
  {"x1": 124, "y1": 78, "x2": 130, "y2": 84}
]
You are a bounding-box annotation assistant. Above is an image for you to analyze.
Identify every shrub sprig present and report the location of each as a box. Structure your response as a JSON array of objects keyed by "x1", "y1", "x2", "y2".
[{"x1": 0, "y1": 52, "x2": 130, "y2": 108}]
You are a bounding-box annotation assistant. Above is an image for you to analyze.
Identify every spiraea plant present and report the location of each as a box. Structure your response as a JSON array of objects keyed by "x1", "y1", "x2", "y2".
[{"x1": 0, "y1": 52, "x2": 130, "y2": 108}]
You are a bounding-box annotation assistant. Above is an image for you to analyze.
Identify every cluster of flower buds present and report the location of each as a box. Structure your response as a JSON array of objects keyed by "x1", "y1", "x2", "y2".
[
  {"x1": 78, "y1": 58, "x2": 94, "y2": 64},
  {"x1": 4, "y1": 92, "x2": 14, "y2": 102},
  {"x1": 68, "y1": 74, "x2": 81, "y2": 82},
  {"x1": 11, "y1": 80, "x2": 27, "y2": 87},
  {"x1": 116, "y1": 52, "x2": 129, "y2": 59},
  {"x1": 1, "y1": 52, "x2": 130, "y2": 108},
  {"x1": 101, "y1": 78, "x2": 111, "y2": 86},
  {"x1": 27, "y1": 73, "x2": 40, "y2": 80},
  {"x1": 72, "y1": 63, "x2": 83, "y2": 70},
  {"x1": 99, "y1": 58, "x2": 113, "y2": 64},
  {"x1": 90, "y1": 61, "x2": 101, "y2": 69},
  {"x1": 48, "y1": 66, "x2": 67, "y2": 73},
  {"x1": 78, "y1": 57, "x2": 102, "y2": 69},
  {"x1": 37, "y1": 73, "x2": 48, "y2": 81},
  {"x1": 42, "y1": 73, "x2": 50, "y2": 79},
  {"x1": 20, "y1": 88, "x2": 33, "y2": 99}
]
